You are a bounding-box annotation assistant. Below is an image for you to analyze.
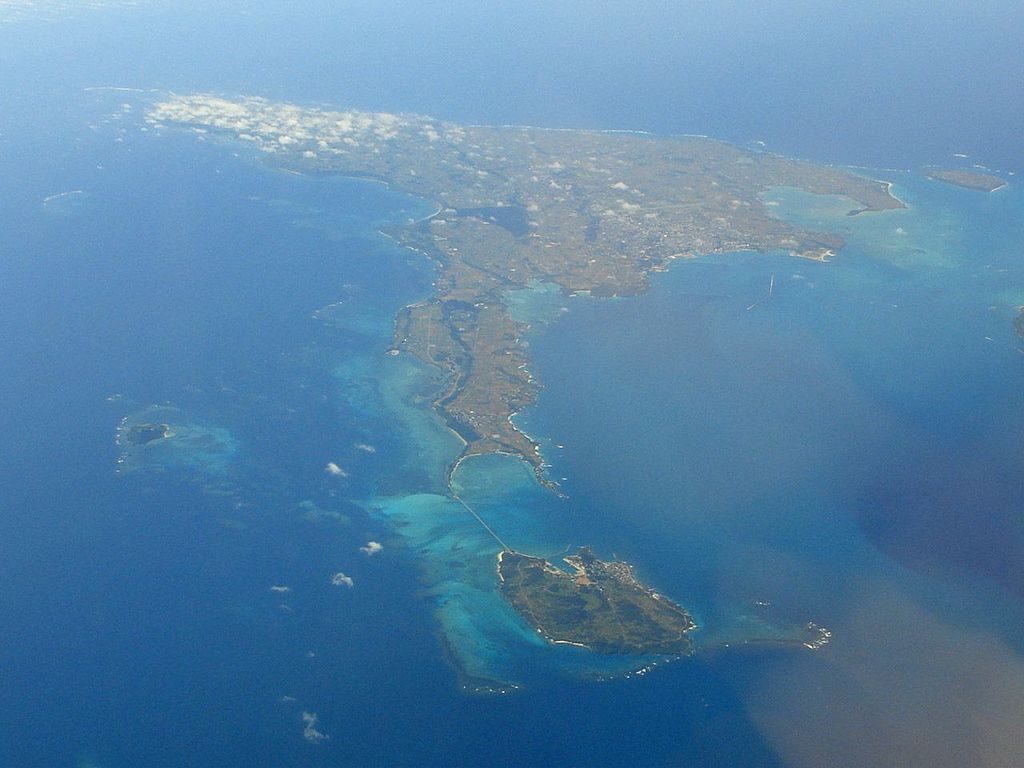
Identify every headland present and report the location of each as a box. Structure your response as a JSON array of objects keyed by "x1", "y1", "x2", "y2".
[{"x1": 147, "y1": 94, "x2": 904, "y2": 484}]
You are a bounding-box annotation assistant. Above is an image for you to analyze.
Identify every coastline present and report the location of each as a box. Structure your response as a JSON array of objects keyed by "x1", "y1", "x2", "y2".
[
  {"x1": 148, "y1": 93, "x2": 910, "y2": 501},
  {"x1": 495, "y1": 549, "x2": 591, "y2": 651}
]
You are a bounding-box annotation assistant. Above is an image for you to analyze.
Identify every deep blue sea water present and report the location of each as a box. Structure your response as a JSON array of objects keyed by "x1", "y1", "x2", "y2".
[{"x1": 2, "y1": 3, "x2": 1024, "y2": 767}]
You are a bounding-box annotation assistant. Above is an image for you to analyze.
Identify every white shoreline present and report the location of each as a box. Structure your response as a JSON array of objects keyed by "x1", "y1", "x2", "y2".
[{"x1": 43, "y1": 189, "x2": 84, "y2": 204}]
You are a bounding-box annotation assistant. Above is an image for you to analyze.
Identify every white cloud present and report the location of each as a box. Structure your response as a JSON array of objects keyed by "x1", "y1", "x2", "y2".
[
  {"x1": 325, "y1": 462, "x2": 347, "y2": 477},
  {"x1": 302, "y1": 711, "x2": 329, "y2": 744},
  {"x1": 331, "y1": 572, "x2": 354, "y2": 588},
  {"x1": 360, "y1": 541, "x2": 383, "y2": 556}
]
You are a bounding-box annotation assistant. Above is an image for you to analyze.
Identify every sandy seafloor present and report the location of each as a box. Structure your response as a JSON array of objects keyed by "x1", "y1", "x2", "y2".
[{"x1": 2, "y1": 3, "x2": 1024, "y2": 767}]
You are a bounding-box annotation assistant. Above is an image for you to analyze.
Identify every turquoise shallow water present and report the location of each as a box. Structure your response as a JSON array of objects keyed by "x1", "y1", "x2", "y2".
[
  {"x1": 326, "y1": 161, "x2": 1024, "y2": 765},
  {"x1": 2, "y1": 5, "x2": 1024, "y2": 763},
  {"x1": 517, "y1": 174, "x2": 1024, "y2": 765},
  {"x1": 2, "y1": 98, "x2": 1022, "y2": 765}
]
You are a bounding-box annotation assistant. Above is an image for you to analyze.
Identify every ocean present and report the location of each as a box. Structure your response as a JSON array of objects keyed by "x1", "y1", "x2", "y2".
[{"x1": 1, "y1": 2, "x2": 1023, "y2": 767}]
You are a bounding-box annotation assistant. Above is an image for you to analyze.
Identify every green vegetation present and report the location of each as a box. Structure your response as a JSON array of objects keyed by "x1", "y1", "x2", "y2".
[
  {"x1": 124, "y1": 422, "x2": 171, "y2": 445},
  {"x1": 150, "y1": 94, "x2": 904, "y2": 484},
  {"x1": 498, "y1": 548, "x2": 696, "y2": 655},
  {"x1": 927, "y1": 168, "x2": 1007, "y2": 192}
]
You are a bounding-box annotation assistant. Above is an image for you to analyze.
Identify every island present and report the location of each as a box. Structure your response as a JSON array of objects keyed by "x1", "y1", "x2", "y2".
[
  {"x1": 122, "y1": 422, "x2": 172, "y2": 445},
  {"x1": 148, "y1": 94, "x2": 905, "y2": 485},
  {"x1": 927, "y1": 168, "x2": 1008, "y2": 192},
  {"x1": 498, "y1": 547, "x2": 696, "y2": 654}
]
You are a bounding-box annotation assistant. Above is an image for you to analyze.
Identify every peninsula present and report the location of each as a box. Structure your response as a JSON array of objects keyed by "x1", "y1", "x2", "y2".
[
  {"x1": 148, "y1": 95, "x2": 904, "y2": 480},
  {"x1": 498, "y1": 547, "x2": 696, "y2": 655}
]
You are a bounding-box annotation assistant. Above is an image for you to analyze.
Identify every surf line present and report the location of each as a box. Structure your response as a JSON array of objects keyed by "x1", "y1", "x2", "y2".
[
  {"x1": 451, "y1": 493, "x2": 513, "y2": 552},
  {"x1": 746, "y1": 273, "x2": 775, "y2": 311}
]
